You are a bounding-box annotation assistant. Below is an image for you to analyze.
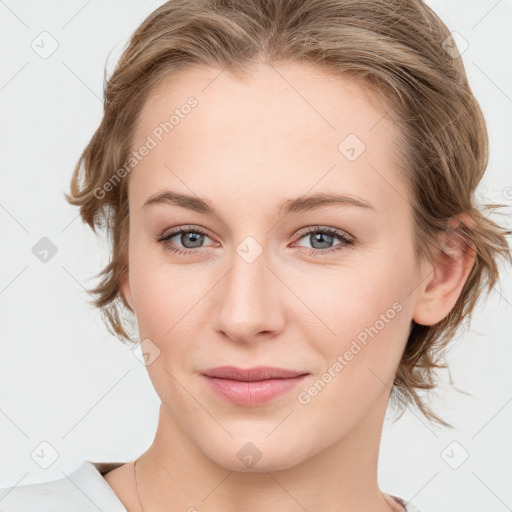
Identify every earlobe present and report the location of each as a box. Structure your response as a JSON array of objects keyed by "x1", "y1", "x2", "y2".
[{"x1": 412, "y1": 215, "x2": 476, "y2": 326}]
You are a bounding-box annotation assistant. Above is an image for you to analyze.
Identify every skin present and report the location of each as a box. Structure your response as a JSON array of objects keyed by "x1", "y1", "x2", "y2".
[{"x1": 103, "y1": 60, "x2": 475, "y2": 512}]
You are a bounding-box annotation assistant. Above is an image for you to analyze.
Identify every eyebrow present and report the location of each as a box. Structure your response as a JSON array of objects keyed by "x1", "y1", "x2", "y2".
[{"x1": 142, "y1": 190, "x2": 374, "y2": 217}]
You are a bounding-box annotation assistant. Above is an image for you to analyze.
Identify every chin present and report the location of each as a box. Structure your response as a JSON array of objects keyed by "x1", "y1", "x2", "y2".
[{"x1": 200, "y1": 436, "x2": 312, "y2": 473}]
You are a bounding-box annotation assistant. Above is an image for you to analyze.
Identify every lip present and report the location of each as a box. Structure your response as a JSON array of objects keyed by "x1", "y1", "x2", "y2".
[
  {"x1": 201, "y1": 366, "x2": 308, "y2": 381},
  {"x1": 201, "y1": 366, "x2": 309, "y2": 406}
]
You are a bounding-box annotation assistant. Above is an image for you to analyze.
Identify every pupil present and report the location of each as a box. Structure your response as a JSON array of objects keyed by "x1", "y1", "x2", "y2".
[
  {"x1": 183, "y1": 232, "x2": 204, "y2": 248},
  {"x1": 312, "y1": 233, "x2": 332, "y2": 249}
]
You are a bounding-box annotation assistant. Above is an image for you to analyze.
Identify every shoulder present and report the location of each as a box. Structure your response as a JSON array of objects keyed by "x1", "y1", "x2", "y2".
[{"x1": 0, "y1": 461, "x2": 127, "y2": 512}]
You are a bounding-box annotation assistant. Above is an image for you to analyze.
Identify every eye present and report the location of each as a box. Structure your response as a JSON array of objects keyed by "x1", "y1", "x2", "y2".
[
  {"x1": 156, "y1": 225, "x2": 355, "y2": 257},
  {"x1": 292, "y1": 226, "x2": 355, "y2": 256},
  {"x1": 157, "y1": 225, "x2": 218, "y2": 256}
]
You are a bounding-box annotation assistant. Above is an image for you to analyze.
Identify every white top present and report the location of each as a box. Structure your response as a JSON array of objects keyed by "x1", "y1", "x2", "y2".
[{"x1": 0, "y1": 460, "x2": 422, "y2": 511}]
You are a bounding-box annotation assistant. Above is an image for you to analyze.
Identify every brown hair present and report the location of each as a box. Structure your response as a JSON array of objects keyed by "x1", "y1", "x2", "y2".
[{"x1": 65, "y1": 0, "x2": 511, "y2": 427}]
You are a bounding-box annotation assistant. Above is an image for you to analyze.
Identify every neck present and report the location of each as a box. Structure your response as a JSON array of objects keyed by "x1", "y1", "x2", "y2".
[{"x1": 134, "y1": 386, "x2": 398, "y2": 512}]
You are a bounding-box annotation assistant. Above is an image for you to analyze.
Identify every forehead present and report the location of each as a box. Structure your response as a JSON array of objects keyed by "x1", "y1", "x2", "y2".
[
  {"x1": 135, "y1": 61, "x2": 395, "y2": 145},
  {"x1": 128, "y1": 61, "x2": 408, "y2": 215}
]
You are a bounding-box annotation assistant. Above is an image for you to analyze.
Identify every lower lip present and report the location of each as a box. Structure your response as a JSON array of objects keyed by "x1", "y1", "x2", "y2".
[{"x1": 202, "y1": 375, "x2": 308, "y2": 406}]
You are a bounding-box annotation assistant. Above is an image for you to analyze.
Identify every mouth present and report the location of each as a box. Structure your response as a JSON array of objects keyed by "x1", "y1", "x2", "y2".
[
  {"x1": 201, "y1": 366, "x2": 308, "y2": 381},
  {"x1": 200, "y1": 366, "x2": 310, "y2": 406}
]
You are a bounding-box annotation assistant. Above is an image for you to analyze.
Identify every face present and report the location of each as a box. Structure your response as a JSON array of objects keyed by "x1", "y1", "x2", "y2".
[{"x1": 121, "y1": 61, "x2": 425, "y2": 472}]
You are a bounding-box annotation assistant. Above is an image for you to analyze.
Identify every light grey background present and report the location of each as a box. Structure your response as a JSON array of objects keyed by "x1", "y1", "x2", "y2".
[{"x1": 1, "y1": 1, "x2": 511, "y2": 511}]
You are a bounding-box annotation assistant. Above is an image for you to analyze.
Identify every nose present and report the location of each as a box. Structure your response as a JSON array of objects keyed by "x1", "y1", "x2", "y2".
[{"x1": 213, "y1": 244, "x2": 284, "y2": 344}]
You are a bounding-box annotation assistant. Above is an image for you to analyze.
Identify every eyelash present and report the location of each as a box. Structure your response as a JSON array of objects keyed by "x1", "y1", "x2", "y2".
[{"x1": 157, "y1": 225, "x2": 355, "y2": 257}]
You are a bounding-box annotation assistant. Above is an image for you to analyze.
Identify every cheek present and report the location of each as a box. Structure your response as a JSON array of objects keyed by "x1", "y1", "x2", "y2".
[
  {"x1": 310, "y1": 247, "x2": 412, "y2": 328},
  {"x1": 292, "y1": 257, "x2": 413, "y2": 438},
  {"x1": 131, "y1": 269, "x2": 202, "y2": 339},
  {"x1": 128, "y1": 241, "x2": 219, "y2": 343},
  {"x1": 302, "y1": 244, "x2": 415, "y2": 377}
]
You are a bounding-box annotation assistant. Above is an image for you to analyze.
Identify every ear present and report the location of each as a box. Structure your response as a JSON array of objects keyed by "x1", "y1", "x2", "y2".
[
  {"x1": 119, "y1": 270, "x2": 135, "y2": 312},
  {"x1": 412, "y1": 214, "x2": 476, "y2": 326}
]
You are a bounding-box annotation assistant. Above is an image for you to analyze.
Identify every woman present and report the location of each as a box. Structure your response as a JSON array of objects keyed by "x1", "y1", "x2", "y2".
[{"x1": 1, "y1": 0, "x2": 510, "y2": 511}]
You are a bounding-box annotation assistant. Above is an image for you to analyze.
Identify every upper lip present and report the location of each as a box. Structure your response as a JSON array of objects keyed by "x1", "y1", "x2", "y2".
[{"x1": 201, "y1": 366, "x2": 309, "y2": 381}]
